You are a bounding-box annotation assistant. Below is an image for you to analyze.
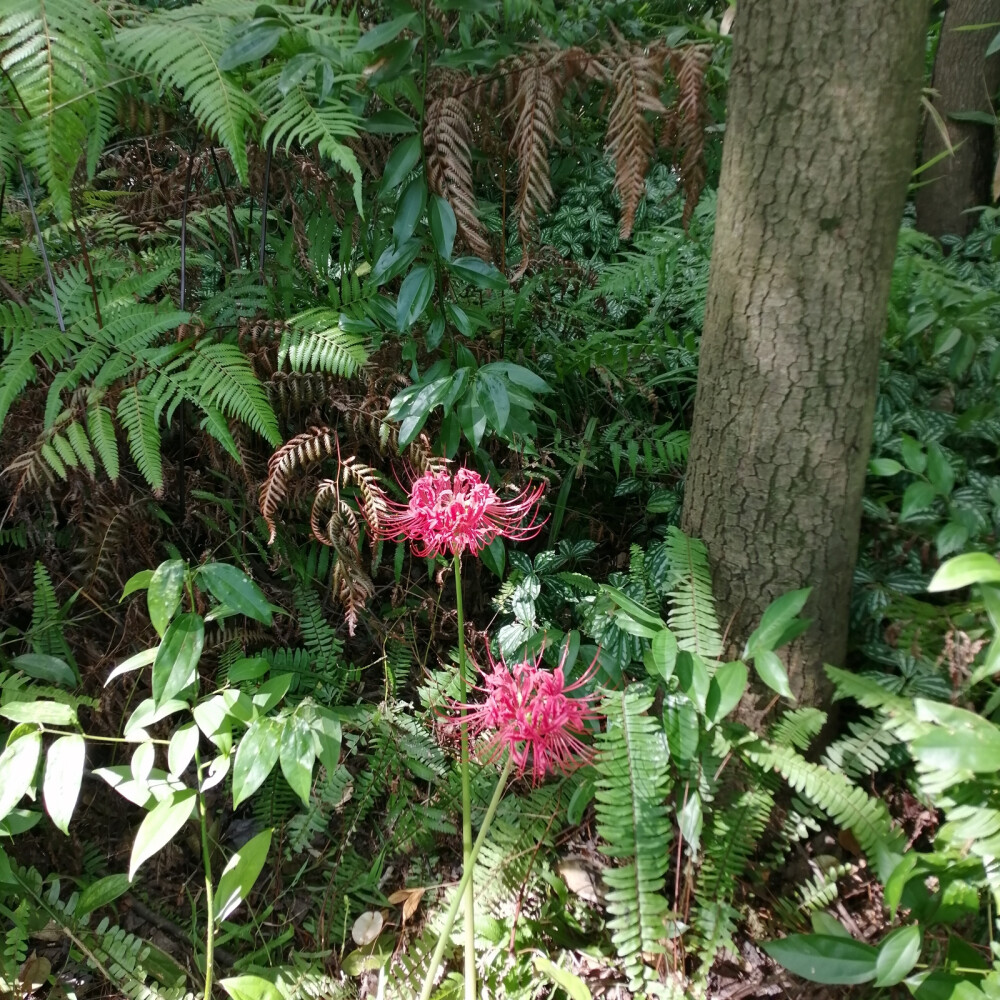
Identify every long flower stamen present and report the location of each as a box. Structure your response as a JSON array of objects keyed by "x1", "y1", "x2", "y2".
[{"x1": 370, "y1": 466, "x2": 545, "y2": 558}]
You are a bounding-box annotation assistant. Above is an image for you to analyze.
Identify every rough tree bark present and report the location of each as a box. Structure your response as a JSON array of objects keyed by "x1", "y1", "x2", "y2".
[
  {"x1": 680, "y1": 1, "x2": 928, "y2": 710},
  {"x1": 916, "y1": 0, "x2": 1000, "y2": 241}
]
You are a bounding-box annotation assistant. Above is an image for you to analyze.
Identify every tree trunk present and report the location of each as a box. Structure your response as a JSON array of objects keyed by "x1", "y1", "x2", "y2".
[
  {"x1": 680, "y1": 1, "x2": 928, "y2": 711},
  {"x1": 915, "y1": 0, "x2": 1000, "y2": 241}
]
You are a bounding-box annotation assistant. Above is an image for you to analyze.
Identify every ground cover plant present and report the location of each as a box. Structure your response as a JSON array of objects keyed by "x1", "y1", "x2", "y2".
[{"x1": 2, "y1": 1, "x2": 1000, "y2": 999}]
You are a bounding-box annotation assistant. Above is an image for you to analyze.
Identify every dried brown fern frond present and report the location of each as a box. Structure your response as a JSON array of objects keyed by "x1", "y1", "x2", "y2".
[
  {"x1": 508, "y1": 57, "x2": 561, "y2": 263},
  {"x1": 340, "y1": 456, "x2": 389, "y2": 542},
  {"x1": 259, "y1": 425, "x2": 338, "y2": 543},
  {"x1": 666, "y1": 44, "x2": 712, "y2": 229},
  {"x1": 311, "y1": 479, "x2": 375, "y2": 636},
  {"x1": 599, "y1": 44, "x2": 668, "y2": 239},
  {"x1": 424, "y1": 94, "x2": 492, "y2": 261}
]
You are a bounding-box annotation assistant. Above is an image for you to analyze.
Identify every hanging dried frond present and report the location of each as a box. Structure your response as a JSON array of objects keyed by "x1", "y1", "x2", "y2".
[
  {"x1": 424, "y1": 95, "x2": 493, "y2": 260},
  {"x1": 259, "y1": 425, "x2": 337, "y2": 543},
  {"x1": 601, "y1": 45, "x2": 668, "y2": 239},
  {"x1": 509, "y1": 57, "x2": 561, "y2": 258},
  {"x1": 311, "y1": 479, "x2": 375, "y2": 636},
  {"x1": 340, "y1": 456, "x2": 389, "y2": 543},
  {"x1": 666, "y1": 44, "x2": 712, "y2": 229}
]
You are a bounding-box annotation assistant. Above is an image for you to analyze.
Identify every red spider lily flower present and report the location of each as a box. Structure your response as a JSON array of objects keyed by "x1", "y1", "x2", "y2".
[
  {"x1": 374, "y1": 466, "x2": 545, "y2": 558},
  {"x1": 444, "y1": 646, "x2": 601, "y2": 783}
]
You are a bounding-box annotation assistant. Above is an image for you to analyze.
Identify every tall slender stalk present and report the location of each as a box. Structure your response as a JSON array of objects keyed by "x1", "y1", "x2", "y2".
[
  {"x1": 417, "y1": 756, "x2": 513, "y2": 1000},
  {"x1": 452, "y1": 554, "x2": 476, "y2": 1000},
  {"x1": 193, "y1": 748, "x2": 216, "y2": 1000}
]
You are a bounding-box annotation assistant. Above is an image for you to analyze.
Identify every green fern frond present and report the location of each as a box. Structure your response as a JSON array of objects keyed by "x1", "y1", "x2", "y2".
[
  {"x1": 117, "y1": 384, "x2": 162, "y2": 491},
  {"x1": 664, "y1": 527, "x2": 723, "y2": 660},
  {"x1": 768, "y1": 707, "x2": 826, "y2": 751},
  {"x1": 113, "y1": 2, "x2": 259, "y2": 182},
  {"x1": 28, "y1": 561, "x2": 73, "y2": 664},
  {"x1": 0, "y1": 0, "x2": 112, "y2": 218},
  {"x1": 822, "y1": 715, "x2": 900, "y2": 779},
  {"x1": 178, "y1": 341, "x2": 281, "y2": 445},
  {"x1": 692, "y1": 786, "x2": 773, "y2": 970},
  {"x1": 594, "y1": 685, "x2": 672, "y2": 988},
  {"x1": 743, "y1": 739, "x2": 904, "y2": 876},
  {"x1": 257, "y1": 83, "x2": 363, "y2": 210},
  {"x1": 278, "y1": 309, "x2": 371, "y2": 378},
  {"x1": 86, "y1": 396, "x2": 119, "y2": 481}
]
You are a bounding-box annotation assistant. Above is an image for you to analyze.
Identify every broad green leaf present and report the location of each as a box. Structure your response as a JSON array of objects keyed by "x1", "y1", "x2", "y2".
[
  {"x1": 744, "y1": 589, "x2": 811, "y2": 656},
  {"x1": 232, "y1": 718, "x2": 281, "y2": 806},
  {"x1": 124, "y1": 697, "x2": 188, "y2": 742},
  {"x1": 228, "y1": 657, "x2": 270, "y2": 683},
  {"x1": 392, "y1": 176, "x2": 427, "y2": 245},
  {"x1": 874, "y1": 925, "x2": 921, "y2": 987},
  {"x1": 900, "y1": 434, "x2": 926, "y2": 474},
  {"x1": 910, "y1": 723, "x2": 1000, "y2": 774},
  {"x1": 678, "y1": 788, "x2": 703, "y2": 854},
  {"x1": 663, "y1": 693, "x2": 699, "y2": 765},
  {"x1": 706, "y1": 661, "x2": 748, "y2": 722},
  {"x1": 926, "y1": 442, "x2": 955, "y2": 495},
  {"x1": 395, "y1": 264, "x2": 435, "y2": 331},
  {"x1": 649, "y1": 628, "x2": 678, "y2": 682},
  {"x1": 196, "y1": 564, "x2": 273, "y2": 625},
  {"x1": 676, "y1": 651, "x2": 710, "y2": 713},
  {"x1": 11, "y1": 654, "x2": 77, "y2": 687},
  {"x1": 753, "y1": 648, "x2": 794, "y2": 700},
  {"x1": 355, "y1": 11, "x2": 419, "y2": 51},
  {"x1": 599, "y1": 585, "x2": 666, "y2": 629},
  {"x1": 76, "y1": 873, "x2": 131, "y2": 917},
  {"x1": 0, "y1": 701, "x2": 77, "y2": 726},
  {"x1": 900, "y1": 481, "x2": 937, "y2": 520},
  {"x1": 928, "y1": 552, "x2": 1000, "y2": 591},
  {"x1": 810, "y1": 912, "x2": 850, "y2": 937},
  {"x1": 988, "y1": 29, "x2": 1000, "y2": 57},
  {"x1": 0, "y1": 732, "x2": 42, "y2": 823},
  {"x1": 121, "y1": 569, "x2": 153, "y2": 600},
  {"x1": 449, "y1": 255, "x2": 507, "y2": 290},
  {"x1": 168, "y1": 724, "x2": 200, "y2": 777},
  {"x1": 220, "y1": 976, "x2": 283, "y2": 1000},
  {"x1": 106, "y1": 647, "x2": 157, "y2": 686},
  {"x1": 279, "y1": 715, "x2": 315, "y2": 806},
  {"x1": 151, "y1": 613, "x2": 204, "y2": 706},
  {"x1": 215, "y1": 828, "x2": 273, "y2": 923},
  {"x1": 869, "y1": 458, "x2": 903, "y2": 476},
  {"x1": 428, "y1": 195, "x2": 457, "y2": 260},
  {"x1": 364, "y1": 108, "x2": 416, "y2": 134},
  {"x1": 43, "y1": 734, "x2": 85, "y2": 834},
  {"x1": 379, "y1": 136, "x2": 421, "y2": 193},
  {"x1": 147, "y1": 559, "x2": 186, "y2": 637},
  {"x1": 480, "y1": 536, "x2": 505, "y2": 578},
  {"x1": 252, "y1": 673, "x2": 292, "y2": 714},
  {"x1": 936, "y1": 521, "x2": 969, "y2": 557},
  {"x1": 532, "y1": 956, "x2": 592, "y2": 1000},
  {"x1": 129, "y1": 788, "x2": 197, "y2": 881},
  {"x1": 762, "y1": 934, "x2": 878, "y2": 985},
  {"x1": 218, "y1": 20, "x2": 285, "y2": 71}
]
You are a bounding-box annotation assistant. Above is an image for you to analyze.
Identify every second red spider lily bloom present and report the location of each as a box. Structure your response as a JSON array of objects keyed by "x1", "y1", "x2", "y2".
[
  {"x1": 373, "y1": 466, "x2": 545, "y2": 558},
  {"x1": 445, "y1": 646, "x2": 601, "y2": 783}
]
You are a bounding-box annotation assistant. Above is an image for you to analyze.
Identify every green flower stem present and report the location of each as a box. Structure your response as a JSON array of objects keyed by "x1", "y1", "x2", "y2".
[
  {"x1": 417, "y1": 755, "x2": 514, "y2": 1000},
  {"x1": 452, "y1": 554, "x2": 476, "y2": 1000},
  {"x1": 193, "y1": 748, "x2": 215, "y2": 1000}
]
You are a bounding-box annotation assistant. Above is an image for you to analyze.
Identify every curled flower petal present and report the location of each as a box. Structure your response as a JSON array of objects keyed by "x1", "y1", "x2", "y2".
[
  {"x1": 444, "y1": 645, "x2": 601, "y2": 783},
  {"x1": 371, "y1": 466, "x2": 545, "y2": 558}
]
